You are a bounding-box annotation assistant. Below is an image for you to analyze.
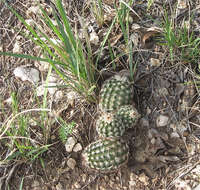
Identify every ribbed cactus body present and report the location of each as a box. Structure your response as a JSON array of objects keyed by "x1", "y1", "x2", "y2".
[
  {"x1": 99, "y1": 75, "x2": 133, "y2": 112},
  {"x1": 116, "y1": 105, "x2": 141, "y2": 129},
  {"x1": 82, "y1": 138, "x2": 129, "y2": 172},
  {"x1": 96, "y1": 112, "x2": 125, "y2": 137}
]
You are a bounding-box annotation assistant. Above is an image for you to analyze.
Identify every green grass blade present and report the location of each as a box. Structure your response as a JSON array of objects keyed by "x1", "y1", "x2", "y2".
[
  {"x1": 95, "y1": 15, "x2": 117, "y2": 66},
  {"x1": 55, "y1": 0, "x2": 76, "y2": 49}
]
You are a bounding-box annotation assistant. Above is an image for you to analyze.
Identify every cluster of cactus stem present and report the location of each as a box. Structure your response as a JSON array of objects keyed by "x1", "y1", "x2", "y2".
[{"x1": 82, "y1": 74, "x2": 141, "y2": 172}]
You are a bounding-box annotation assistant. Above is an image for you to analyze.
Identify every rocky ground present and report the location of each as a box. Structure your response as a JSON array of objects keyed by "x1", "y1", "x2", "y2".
[{"x1": 0, "y1": 0, "x2": 200, "y2": 189}]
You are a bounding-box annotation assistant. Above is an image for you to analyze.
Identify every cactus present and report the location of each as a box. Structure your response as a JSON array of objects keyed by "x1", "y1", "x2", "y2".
[
  {"x1": 116, "y1": 105, "x2": 141, "y2": 129},
  {"x1": 99, "y1": 75, "x2": 133, "y2": 112},
  {"x1": 82, "y1": 137, "x2": 129, "y2": 172},
  {"x1": 96, "y1": 112, "x2": 125, "y2": 137}
]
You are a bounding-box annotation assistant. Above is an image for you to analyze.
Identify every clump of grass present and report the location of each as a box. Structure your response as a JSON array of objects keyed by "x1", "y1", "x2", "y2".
[
  {"x1": 90, "y1": 0, "x2": 104, "y2": 26},
  {"x1": 114, "y1": 0, "x2": 137, "y2": 81},
  {"x1": 0, "y1": 93, "x2": 51, "y2": 163},
  {"x1": 161, "y1": 11, "x2": 200, "y2": 63},
  {"x1": 58, "y1": 119, "x2": 76, "y2": 143},
  {"x1": 0, "y1": 0, "x2": 97, "y2": 103}
]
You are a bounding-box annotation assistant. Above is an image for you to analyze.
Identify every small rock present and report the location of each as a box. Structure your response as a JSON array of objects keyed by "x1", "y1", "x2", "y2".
[
  {"x1": 128, "y1": 15, "x2": 134, "y2": 24},
  {"x1": 146, "y1": 106, "x2": 151, "y2": 115},
  {"x1": 156, "y1": 115, "x2": 169, "y2": 127},
  {"x1": 131, "y1": 23, "x2": 141, "y2": 30},
  {"x1": 67, "y1": 158, "x2": 76, "y2": 169},
  {"x1": 73, "y1": 143, "x2": 82, "y2": 152},
  {"x1": 4, "y1": 97, "x2": 12, "y2": 104},
  {"x1": 74, "y1": 182, "x2": 81, "y2": 189},
  {"x1": 13, "y1": 66, "x2": 40, "y2": 84},
  {"x1": 82, "y1": 173, "x2": 87, "y2": 183},
  {"x1": 13, "y1": 41, "x2": 21, "y2": 53},
  {"x1": 150, "y1": 137, "x2": 156, "y2": 144},
  {"x1": 65, "y1": 137, "x2": 76, "y2": 152},
  {"x1": 56, "y1": 182, "x2": 64, "y2": 190},
  {"x1": 36, "y1": 85, "x2": 45, "y2": 96},
  {"x1": 54, "y1": 90, "x2": 63, "y2": 101},
  {"x1": 90, "y1": 31, "x2": 99, "y2": 45},
  {"x1": 138, "y1": 173, "x2": 149, "y2": 186},
  {"x1": 177, "y1": 0, "x2": 187, "y2": 9},
  {"x1": 25, "y1": 19, "x2": 35, "y2": 26},
  {"x1": 67, "y1": 91, "x2": 77, "y2": 106},
  {"x1": 150, "y1": 58, "x2": 161, "y2": 67},
  {"x1": 170, "y1": 132, "x2": 180, "y2": 138}
]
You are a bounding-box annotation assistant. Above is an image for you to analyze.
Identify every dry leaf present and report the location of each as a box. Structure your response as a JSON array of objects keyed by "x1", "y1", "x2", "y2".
[
  {"x1": 110, "y1": 33, "x2": 122, "y2": 46},
  {"x1": 142, "y1": 27, "x2": 163, "y2": 48},
  {"x1": 150, "y1": 58, "x2": 161, "y2": 67}
]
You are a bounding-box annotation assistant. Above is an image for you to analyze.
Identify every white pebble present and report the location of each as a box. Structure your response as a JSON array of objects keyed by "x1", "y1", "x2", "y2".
[
  {"x1": 150, "y1": 58, "x2": 161, "y2": 67},
  {"x1": 177, "y1": 0, "x2": 187, "y2": 9},
  {"x1": 65, "y1": 137, "x2": 76, "y2": 153},
  {"x1": 13, "y1": 66, "x2": 40, "y2": 84},
  {"x1": 67, "y1": 158, "x2": 76, "y2": 169},
  {"x1": 54, "y1": 90, "x2": 63, "y2": 101},
  {"x1": 25, "y1": 19, "x2": 35, "y2": 26},
  {"x1": 90, "y1": 31, "x2": 99, "y2": 45},
  {"x1": 156, "y1": 115, "x2": 169, "y2": 127},
  {"x1": 170, "y1": 132, "x2": 180, "y2": 138},
  {"x1": 73, "y1": 143, "x2": 82, "y2": 152},
  {"x1": 13, "y1": 41, "x2": 21, "y2": 53}
]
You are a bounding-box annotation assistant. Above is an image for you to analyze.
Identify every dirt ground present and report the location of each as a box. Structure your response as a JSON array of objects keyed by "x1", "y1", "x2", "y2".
[{"x1": 0, "y1": 0, "x2": 200, "y2": 190}]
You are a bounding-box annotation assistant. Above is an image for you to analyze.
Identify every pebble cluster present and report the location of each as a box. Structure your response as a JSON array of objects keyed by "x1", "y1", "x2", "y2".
[{"x1": 82, "y1": 74, "x2": 141, "y2": 172}]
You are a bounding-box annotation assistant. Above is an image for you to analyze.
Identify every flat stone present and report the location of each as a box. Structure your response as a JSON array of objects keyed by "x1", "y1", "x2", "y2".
[
  {"x1": 65, "y1": 137, "x2": 76, "y2": 153},
  {"x1": 150, "y1": 58, "x2": 161, "y2": 67},
  {"x1": 67, "y1": 158, "x2": 76, "y2": 170},
  {"x1": 73, "y1": 143, "x2": 82, "y2": 152},
  {"x1": 156, "y1": 115, "x2": 169, "y2": 127},
  {"x1": 14, "y1": 66, "x2": 40, "y2": 84},
  {"x1": 90, "y1": 31, "x2": 99, "y2": 45},
  {"x1": 56, "y1": 183, "x2": 64, "y2": 190}
]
